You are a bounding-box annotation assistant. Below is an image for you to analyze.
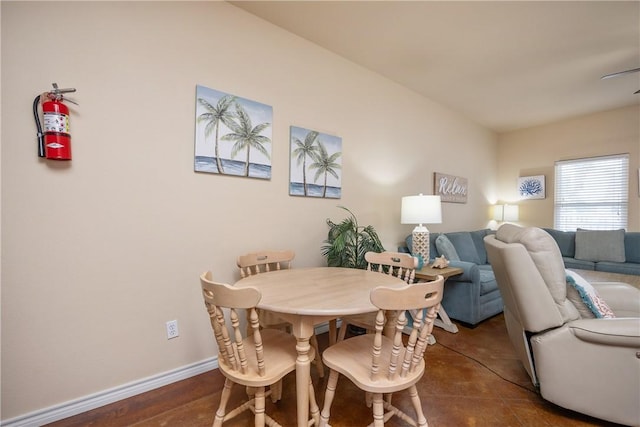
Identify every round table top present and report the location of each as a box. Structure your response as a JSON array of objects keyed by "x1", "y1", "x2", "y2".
[{"x1": 234, "y1": 267, "x2": 407, "y2": 316}]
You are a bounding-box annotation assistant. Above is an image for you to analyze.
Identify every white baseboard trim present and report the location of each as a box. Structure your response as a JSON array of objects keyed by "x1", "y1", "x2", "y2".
[
  {"x1": 1, "y1": 323, "x2": 335, "y2": 427},
  {"x1": 1, "y1": 357, "x2": 219, "y2": 427}
]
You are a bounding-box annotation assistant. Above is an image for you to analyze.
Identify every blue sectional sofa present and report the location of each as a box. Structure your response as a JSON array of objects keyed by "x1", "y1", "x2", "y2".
[
  {"x1": 543, "y1": 228, "x2": 640, "y2": 276},
  {"x1": 400, "y1": 229, "x2": 503, "y2": 327},
  {"x1": 400, "y1": 227, "x2": 640, "y2": 327}
]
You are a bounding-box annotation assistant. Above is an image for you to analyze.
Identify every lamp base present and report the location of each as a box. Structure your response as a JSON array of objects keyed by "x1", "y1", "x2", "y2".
[{"x1": 412, "y1": 229, "x2": 430, "y2": 265}]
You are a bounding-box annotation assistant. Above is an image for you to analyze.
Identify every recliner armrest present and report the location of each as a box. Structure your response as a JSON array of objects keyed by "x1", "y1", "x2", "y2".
[{"x1": 569, "y1": 318, "x2": 640, "y2": 347}]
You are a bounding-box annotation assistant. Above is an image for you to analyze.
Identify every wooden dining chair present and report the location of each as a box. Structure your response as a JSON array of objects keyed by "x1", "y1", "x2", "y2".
[
  {"x1": 237, "y1": 249, "x2": 296, "y2": 278},
  {"x1": 336, "y1": 251, "x2": 418, "y2": 341},
  {"x1": 319, "y1": 276, "x2": 444, "y2": 427},
  {"x1": 237, "y1": 250, "x2": 296, "y2": 331},
  {"x1": 236, "y1": 250, "x2": 326, "y2": 378},
  {"x1": 200, "y1": 271, "x2": 319, "y2": 427}
]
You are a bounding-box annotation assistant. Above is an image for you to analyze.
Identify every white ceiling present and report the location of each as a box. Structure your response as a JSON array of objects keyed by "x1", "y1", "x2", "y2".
[{"x1": 231, "y1": 1, "x2": 640, "y2": 133}]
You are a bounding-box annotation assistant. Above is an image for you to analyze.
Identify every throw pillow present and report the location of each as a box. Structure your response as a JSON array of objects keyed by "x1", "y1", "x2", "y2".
[
  {"x1": 574, "y1": 228, "x2": 625, "y2": 263},
  {"x1": 435, "y1": 235, "x2": 460, "y2": 261},
  {"x1": 565, "y1": 270, "x2": 615, "y2": 319}
]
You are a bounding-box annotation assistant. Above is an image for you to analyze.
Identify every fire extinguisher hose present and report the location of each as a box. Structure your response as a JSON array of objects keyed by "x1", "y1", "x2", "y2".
[{"x1": 33, "y1": 94, "x2": 45, "y2": 157}]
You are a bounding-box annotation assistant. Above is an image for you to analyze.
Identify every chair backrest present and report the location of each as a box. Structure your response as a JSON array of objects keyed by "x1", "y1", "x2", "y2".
[
  {"x1": 485, "y1": 224, "x2": 578, "y2": 330},
  {"x1": 200, "y1": 271, "x2": 265, "y2": 376},
  {"x1": 368, "y1": 277, "x2": 444, "y2": 381},
  {"x1": 365, "y1": 251, "x2": 418, "y2": 284},
  {"x1": 484, "y1": 223, "x2": 578, "y2": 386},
  {"x1": 237, "y1": 250, "x2": 295, "y2": 278}
]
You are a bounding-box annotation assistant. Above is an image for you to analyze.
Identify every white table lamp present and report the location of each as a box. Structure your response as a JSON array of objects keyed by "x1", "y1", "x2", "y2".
[
  {"x1": 503, "y1": 204, "x2": 519, "y2": 222},
  {"x1": 492, "y1": 205, "x2": 504, "y2": 221},
  {"x1": 401, "y1": 194, "x2": 442, "y2": 263},
  {"x1": 493, "y1": 204, "x2": 519, "y2": 222}
]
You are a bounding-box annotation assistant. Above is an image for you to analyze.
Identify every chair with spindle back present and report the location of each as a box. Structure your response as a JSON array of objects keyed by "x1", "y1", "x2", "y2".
[
  {"x1": 237, "y1": 250, "x2": 296, "y2": 332},
  {"x1": 200, "y1": 271, "x2": 319, "y2": 427},
  {"x1": 237, "y1": 250, "x2": 326, "y2": 378},
  {"x1": 336, "y1": 251, "x2": 418, "y2": 342},
  {"x1": 319, "y1": 276, "x2": 444, "y2": 427},
  {"x1": 237, "y1": 250, "x2": 295, "y2": 279}
]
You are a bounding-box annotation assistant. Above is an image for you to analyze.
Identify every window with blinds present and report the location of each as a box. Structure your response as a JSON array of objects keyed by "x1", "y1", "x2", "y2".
[{"x1": 554, "y1": 154, "x2": 629, "y2": 231}]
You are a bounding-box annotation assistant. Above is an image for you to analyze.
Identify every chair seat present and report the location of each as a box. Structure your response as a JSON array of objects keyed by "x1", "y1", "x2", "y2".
[
  {"x1": 218, "y1": 328, "x2": 313, "y2": 388},
  {"x1": 322, "y1": 334, "x2": 425, "y2": 394}
]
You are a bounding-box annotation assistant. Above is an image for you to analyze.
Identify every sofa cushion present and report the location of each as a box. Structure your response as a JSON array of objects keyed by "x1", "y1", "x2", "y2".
[
  {"x1": 575, "y1": 229, "x2": 626, "y2": 263},
  {"x1": 625, "y1": 232, "x2": 640, "y2": 264},
  {"x1": 566, "y1": 270, "x2": 616, "y2": 319},
  {"x1": 429, "y1": 233, "x2": 440, "y2": 260},
  {"x1": 543, "y1": 228, "x2": 575, "y2": 258},
  {"x1": 562, "y1": 257, "x2": 595, "y2": 271},
  {"x1": 445, "y1": 232, "x2": 481, "y2": 264},
  {"x1": 595, "y1": 262, "x2": 640, "y2": 276},
  {"x1": 470, "y1": 229, "x2": 492, "y2": 264},
  {"x1": 405, "y1": 234, "x2": 412, "y2": 252},
  {"x1": 435, "y1": 235, "x2": 460, "y2": 261}
]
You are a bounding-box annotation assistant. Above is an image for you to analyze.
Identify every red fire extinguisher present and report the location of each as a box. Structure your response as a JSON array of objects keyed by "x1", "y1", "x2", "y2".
[{"x1": 33, "y1": 83, "x2": 77, "y2": 160}]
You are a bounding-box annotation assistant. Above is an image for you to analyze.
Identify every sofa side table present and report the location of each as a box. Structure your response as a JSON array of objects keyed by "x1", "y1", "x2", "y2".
[{"x1": 415, "y1": 264, "x2": 463, "y2": 334}]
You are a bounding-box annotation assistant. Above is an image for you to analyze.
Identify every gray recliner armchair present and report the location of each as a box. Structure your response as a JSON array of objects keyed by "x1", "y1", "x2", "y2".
[{"x1": 484, "y1": 224, "x2": 640, "y2": 426}]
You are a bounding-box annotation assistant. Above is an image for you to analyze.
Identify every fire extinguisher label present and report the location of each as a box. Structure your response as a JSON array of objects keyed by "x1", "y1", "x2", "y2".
[{"x1": 44, "y1": 112, "x2": 70, "y2": 134}]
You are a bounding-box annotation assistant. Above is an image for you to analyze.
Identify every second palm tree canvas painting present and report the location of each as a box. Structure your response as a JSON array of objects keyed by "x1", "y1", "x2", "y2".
[
  {"x1": 290, "y1": 126, "x2": 342, "y2": 198},
  {"x1": 194, "y1": 85, "x2": 272, "y2": 179}
]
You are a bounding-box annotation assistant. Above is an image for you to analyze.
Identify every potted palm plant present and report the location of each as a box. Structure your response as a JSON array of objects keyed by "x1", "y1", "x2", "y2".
[{"x1": 321, "y1": 206, "x2": 384, "y2": 269}]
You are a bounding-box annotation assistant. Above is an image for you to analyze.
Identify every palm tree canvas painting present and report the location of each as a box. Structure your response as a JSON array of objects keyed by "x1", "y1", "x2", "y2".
[
  {"x1": 290, "y1": 126, "x2": 342, "y2": 198},
  {"x1": 194, "y1": 85, "x2": 272, "y2": 179}
]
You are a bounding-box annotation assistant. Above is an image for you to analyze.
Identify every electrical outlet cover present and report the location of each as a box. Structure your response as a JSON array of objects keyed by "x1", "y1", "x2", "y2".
[{"x1": 166, "y1": 320, "x2": 179, "y2": 339}]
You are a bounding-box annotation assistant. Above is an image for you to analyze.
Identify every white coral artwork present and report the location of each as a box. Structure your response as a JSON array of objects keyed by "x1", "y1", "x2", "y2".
[{"x1": 518, "y1": 175, "x2": 545, "y2": 199}]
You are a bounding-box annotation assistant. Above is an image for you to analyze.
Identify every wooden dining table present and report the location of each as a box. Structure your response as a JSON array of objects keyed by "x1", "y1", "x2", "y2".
[{"x1": 234, "y1": 266, "x2": 407, "y2": 427}]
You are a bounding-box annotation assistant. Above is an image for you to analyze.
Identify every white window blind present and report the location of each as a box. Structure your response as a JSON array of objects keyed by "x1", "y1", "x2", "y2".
[{"x1": 554, "y1": 154, "x2": 629, "y2": 231}]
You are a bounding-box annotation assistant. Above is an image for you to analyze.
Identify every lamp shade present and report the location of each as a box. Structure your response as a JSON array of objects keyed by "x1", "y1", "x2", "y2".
[
  {"x1": 504, "y1": 204, "x2": 519, "y2": 221},
  {"x1": 492, "y1": 205, "x2": 504, "y2": 221},
  {"x1": 493, "y1": 203, "x2": 519, "y2": 221},
  {"x1": 401, "y1": 194, "x2": 442, "y2": 225}
]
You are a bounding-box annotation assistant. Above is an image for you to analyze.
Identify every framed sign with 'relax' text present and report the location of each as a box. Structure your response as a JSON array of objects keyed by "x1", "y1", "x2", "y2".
[{"x1": 434, "y1": 172, "x2": 468, "y2": 203}]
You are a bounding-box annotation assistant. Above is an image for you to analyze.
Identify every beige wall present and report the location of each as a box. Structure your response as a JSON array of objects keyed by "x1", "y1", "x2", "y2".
[
  {"x1": 496, "y1": 105, "x2": 639, "y2": 231},
  {"x1": 1, "y1": 2, "x2": 497, "y2": 420}
]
